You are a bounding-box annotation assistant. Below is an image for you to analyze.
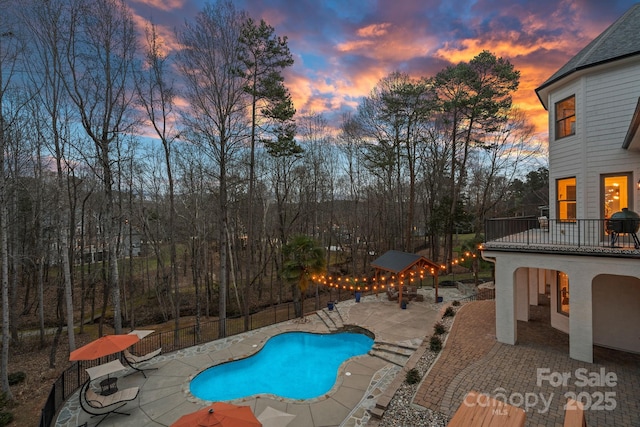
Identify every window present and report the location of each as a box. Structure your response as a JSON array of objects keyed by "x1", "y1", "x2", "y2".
[
  {"x1": 602, "y1": 174, "x2": 631, "y2": 219},
  {"x1": 557, "y1": 272, "x2": 569, "y2": 315},
  {"x1": 555, "y1": 95, "x2": 575, "y2": 139},
  {"x1": 557, "y1": 177, "x2": 577, "y2": 221}
]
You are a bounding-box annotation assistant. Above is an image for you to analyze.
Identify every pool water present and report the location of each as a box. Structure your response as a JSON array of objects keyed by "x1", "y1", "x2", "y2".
[{"x1": 190, "y1": 331, "x2": 374, "y2": 401}]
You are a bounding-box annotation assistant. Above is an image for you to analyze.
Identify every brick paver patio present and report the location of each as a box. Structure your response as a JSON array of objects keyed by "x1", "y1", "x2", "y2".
[{"x1": 413, "y1": 299, "x2": 640, "y2": 426}]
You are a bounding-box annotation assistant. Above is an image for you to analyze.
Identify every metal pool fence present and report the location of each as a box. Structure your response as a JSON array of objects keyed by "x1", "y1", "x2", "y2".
[{"x1": 38, "y1": 293, "x2": 344, "y2": 427}]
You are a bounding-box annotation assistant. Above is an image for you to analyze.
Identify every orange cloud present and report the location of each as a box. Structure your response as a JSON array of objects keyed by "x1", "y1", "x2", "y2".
[
  {"x1": 130, "y1": 13, "x2": 182, "y2": 56},
  {"x1": 128, "y1": 0, "x2": 186, "y2": 12},
  {"x1": 336, "y1": 23, "x2": 437, "y2": 63},
  {"x1": 357, "y1": 23, "x2": 391, "y2": 38}
]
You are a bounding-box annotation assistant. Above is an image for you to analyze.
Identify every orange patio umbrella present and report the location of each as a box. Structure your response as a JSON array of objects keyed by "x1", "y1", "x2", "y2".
[
  {"x1": 69, "y1": 334, "x2": 139, "y2": 361},
  {"x1": 171, "y1": 402, "x2": 262, "y2": 427}
]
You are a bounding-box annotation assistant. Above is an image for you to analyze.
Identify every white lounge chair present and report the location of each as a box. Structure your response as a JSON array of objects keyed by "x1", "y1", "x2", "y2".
[
  {"x1": 80, "y1": 381, "x2": 139, "y2": 426},
  {"x1": 123, "y1": 347, "x2": 161, "y2": 378}
]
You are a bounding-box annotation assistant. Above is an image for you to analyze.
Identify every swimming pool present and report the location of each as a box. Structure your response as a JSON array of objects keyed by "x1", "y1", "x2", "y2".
[{"x1": 190, "y1": 331, "x2": 374, "y2": 401}]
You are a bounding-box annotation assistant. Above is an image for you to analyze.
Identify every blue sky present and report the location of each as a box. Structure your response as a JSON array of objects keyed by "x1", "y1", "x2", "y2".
[{"x1": 127, "y1": 0, "x2": 640, "y2": 136}]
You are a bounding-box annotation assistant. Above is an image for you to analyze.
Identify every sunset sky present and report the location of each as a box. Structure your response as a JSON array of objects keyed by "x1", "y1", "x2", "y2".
[{"x1": 127, "y1": 0, "x2": 639, "y2": 139}]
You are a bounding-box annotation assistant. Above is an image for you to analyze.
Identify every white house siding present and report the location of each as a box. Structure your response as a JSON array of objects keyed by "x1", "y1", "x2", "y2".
[
  {"x1": 547, "y1": 80, "x2": 583, "y2": 220},
  {"x1": 483, "y1": 250, "x2": 640, "y2": 363},
  {"x1": 546, "y1": 61, "x2": 640, "y2": 219},
  {"x1": 584, "y1": 62, "x2": 640, "y2": 217}
]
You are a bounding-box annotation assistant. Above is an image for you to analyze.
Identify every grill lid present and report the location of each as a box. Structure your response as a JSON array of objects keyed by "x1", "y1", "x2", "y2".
[{"x1": 609, "y1": 208, "x2": 640, "y2": 233}]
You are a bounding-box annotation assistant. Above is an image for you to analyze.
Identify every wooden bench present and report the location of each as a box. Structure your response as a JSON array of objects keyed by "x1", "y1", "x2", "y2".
[
  {"x1": 564, "y1": 398, "x2": 587, "y2": 427},
  {"x1": 448, "y1": 391, "x2": 526, "y2": 427}
]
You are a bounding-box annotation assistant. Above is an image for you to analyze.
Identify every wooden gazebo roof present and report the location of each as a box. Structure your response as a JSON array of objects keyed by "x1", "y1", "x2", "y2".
[
  {"x1": 370, "y1": 250, "x2": 440, "y2": 276},
  {"x1": 370, "y1": 250, "x2": 441, "y2": 306}
]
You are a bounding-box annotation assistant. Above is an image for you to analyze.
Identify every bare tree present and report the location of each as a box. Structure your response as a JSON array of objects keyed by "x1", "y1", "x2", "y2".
[
  {"x1": 177, "y1": 0, "x2": 249, "y2": 337},
  {"x1": 353, "y1": 72, "x2": 434, "y2": 252},
  {"x1": 0, "y1": 0, "x2": 22, "y2": 398},
  {"x1": 62, "y1": 0, "x2": 138, "y2": 334},
  {"x1": 135, "y1": 22, "x2": 181, "y2": 339},
  {"x1": 238, "y1": 16, "x2": 294, "y2": 328},
  {"x1": 24, "y1": 0, "x2": 78, "y2": 352},
  {"x1": 466, "y1": 108, "x2": 540, "y2": 232}
]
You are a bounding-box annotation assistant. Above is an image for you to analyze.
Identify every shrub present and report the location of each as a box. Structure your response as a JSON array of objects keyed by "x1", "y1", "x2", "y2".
[
  {"x1": 433, "y1": 321, "x2": 446, "y2": 335},
  {"x1": 452, "y1": 300, "x2": 461, "y2": 307},
  {"x1": 7, "y1": 372, "x2": 25, "y2": 386},
  {"x1": 405, "y1": 368, "x2": 421, "y2": 385},
  {"x1": 0, "y1": 392, "x2": 12, "y2": 427},
  {"x1": 443, "y1": 306, "x2": 455, "y2": 318},
  {"x1": 429, "y1": 335, "x2": 442, "y2": 352},
  {"x1": 0, "y1": 412, "x2": 13, "y2": 427}
]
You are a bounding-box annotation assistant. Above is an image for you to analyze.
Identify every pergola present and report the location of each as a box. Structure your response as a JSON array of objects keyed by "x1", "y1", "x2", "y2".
[{"x1": 371, "y1": 250, "x2": 441, "y2": 306}]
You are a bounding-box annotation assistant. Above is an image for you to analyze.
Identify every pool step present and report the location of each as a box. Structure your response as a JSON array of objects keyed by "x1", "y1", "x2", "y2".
[
  {"x1": 316, "y1": 306, "x2": 345, "y2": 331},
  {"x1": 369, "y1": 341, "x2": 417, "y2": 367}
]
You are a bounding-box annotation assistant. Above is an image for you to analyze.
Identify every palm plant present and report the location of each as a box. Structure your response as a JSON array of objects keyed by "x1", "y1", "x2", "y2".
[{"x1": 282, "y1": 235, "x2": 326, "y2": 318}]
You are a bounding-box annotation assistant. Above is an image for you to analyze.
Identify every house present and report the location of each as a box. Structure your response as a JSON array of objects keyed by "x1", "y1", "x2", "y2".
[{"x1": 481, "y1": 4, "x2": 640, "y2": 363}]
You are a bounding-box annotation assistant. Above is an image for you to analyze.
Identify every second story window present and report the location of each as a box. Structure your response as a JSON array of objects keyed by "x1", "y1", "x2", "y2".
[
  {"x1": 557, "y1": 177, "x2": 577, "y2": 221},
  {"x1": 555, "y1": 95, "x2": 576, "y2": 139}
]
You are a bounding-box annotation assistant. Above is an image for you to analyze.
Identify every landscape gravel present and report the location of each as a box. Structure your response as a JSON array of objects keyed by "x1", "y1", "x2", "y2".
[{"x1": 376, "y1": 309, "x2": 458, "y2": 427}]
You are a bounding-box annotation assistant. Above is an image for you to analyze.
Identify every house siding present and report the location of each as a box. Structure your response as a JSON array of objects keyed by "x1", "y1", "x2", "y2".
[
  {"x1": 548, "y1": 81, "x2": 583, "y2": 219},
  {"x1": 548, "y1": 62, "x2": 640, "y2": 219},
  {"x1": 584, "y1": 63, "x2": 640, "y2": 217}
]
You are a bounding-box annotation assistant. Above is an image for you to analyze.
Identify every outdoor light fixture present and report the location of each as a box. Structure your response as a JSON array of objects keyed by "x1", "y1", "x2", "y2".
[{"x1": 637, "y1": 179, "x2": 640, "y2": 190}]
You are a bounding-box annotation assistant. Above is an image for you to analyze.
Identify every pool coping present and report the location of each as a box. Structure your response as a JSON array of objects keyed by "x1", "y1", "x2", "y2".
[{"x1": 55, "y1": 288, "x2": 461, "y2": 427}]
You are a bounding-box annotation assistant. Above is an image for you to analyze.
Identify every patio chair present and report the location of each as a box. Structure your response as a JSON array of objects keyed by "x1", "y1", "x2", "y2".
[
  {"x1": 80, "y1": 380, "x2": 139, "y2": 426},
  {"x1": 123, "y1": 347, "x2": 161, "y2": 378}
]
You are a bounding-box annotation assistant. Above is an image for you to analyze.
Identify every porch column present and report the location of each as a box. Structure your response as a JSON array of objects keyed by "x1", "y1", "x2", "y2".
[
  {"x1": 568, "y1": 269, "x2": 593, "y2": 363},
  {"x1": 516, "y1": 268, "x2": 530, "y2": 321},
  {"x1": 495, "y1": 260, "x2": 517, "y2": 345},
  {"x1": 528, "y1": 268, "x2": 539, "y2": 306}
]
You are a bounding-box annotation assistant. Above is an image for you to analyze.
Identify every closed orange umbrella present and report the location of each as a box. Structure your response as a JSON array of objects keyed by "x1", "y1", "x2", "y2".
[
  {"x1": 69, "y1": 334, "x2": 139, "y2": 361},
  {"x1": 171, "y1": 402, "x2": 262, "y2": 427}
]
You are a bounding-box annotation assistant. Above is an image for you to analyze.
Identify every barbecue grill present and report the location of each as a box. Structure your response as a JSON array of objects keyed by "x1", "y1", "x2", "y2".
[{"x1": 607, "y1": 208, "x2": 640, "y2": 248}]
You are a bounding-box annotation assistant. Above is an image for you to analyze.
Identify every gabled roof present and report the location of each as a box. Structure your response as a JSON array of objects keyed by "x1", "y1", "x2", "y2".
[
  {"x1": 536, "y1": 4, "x2": 640, "y2": 108},
  {"x1": 623, "y1": 97, "x2": 640, "y2": 151},
  {"x1": 370, "y1": 250, "x2": 439, "y2": 275}
]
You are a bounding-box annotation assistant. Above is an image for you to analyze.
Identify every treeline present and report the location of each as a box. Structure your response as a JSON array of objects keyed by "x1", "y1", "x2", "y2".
[{"x1": 0, "y1": 0, "x2": 548, "y2": 398}]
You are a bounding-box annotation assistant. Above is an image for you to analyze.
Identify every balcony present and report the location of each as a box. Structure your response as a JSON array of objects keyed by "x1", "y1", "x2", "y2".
[{"x1": 483, "y1": 217, "x2": 640, "y2": 258}]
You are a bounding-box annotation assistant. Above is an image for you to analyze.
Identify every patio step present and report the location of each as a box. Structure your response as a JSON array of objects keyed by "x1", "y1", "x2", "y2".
[
  {"x1": 369, "y1": 341, "x2": 417, "y2": 366},
  {"x1": 315, "y1": 307, "x2": 345, "y2": 331}
]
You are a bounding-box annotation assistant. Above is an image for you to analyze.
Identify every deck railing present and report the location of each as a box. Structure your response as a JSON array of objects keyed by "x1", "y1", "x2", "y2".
[{"x1": 484, "y1": 217, "x2": 640, "y2": 254}]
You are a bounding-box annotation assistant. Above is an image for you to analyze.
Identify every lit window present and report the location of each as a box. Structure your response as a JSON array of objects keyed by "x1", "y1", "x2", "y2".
[
  {"x1": 555, "y1": 96, "x2": 575, "y2": 139},
  {"x1": 602, "y1": 174, "x2": 630, "y2": 219},
  {"x1": 557, "y1": 177, "x2": 576, "y2": 221},
  {"x1": 557, "y1": 272, "x2": 569, "y2": 315}
]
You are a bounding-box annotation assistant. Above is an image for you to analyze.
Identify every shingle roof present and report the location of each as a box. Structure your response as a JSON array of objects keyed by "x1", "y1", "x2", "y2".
[
  {"x1": 370, "y1": 250, "x2": 438, "y2": 274},
  {"x1": 536, "y1": 4, "x2": 640, "y2": 96}
]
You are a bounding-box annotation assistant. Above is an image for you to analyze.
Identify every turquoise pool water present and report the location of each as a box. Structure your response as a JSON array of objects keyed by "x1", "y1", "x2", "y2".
[{"x1": 190, "y1": 331, "x2": 374, "y2": 401}]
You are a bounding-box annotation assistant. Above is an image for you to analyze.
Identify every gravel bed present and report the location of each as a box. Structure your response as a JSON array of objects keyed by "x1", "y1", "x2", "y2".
[{"x1": 376, "y1": 306, "x2": 459, "y2": 427}]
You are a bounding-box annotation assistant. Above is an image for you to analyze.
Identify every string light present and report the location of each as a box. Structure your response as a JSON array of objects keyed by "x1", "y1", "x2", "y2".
[{"x1": 311, "y1": 248, "x2": 484, "y2": 291}]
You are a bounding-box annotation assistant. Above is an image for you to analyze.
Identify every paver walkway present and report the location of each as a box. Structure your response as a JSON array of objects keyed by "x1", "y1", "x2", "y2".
[{"x1": 413, "y1": 299, "x2": 640, "y2": 426}]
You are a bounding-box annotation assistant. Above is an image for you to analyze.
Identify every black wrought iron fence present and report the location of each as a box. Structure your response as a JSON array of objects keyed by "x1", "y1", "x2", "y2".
[
  {"x1": 485, "y1": 217, "x2": 640, "y2": 250},
  {"x1": 457, "y1": 287, "x2": 496, "y2": 303},
  {"x1": 38, "y1": 293, "x2": 341, "y2": 427}
]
